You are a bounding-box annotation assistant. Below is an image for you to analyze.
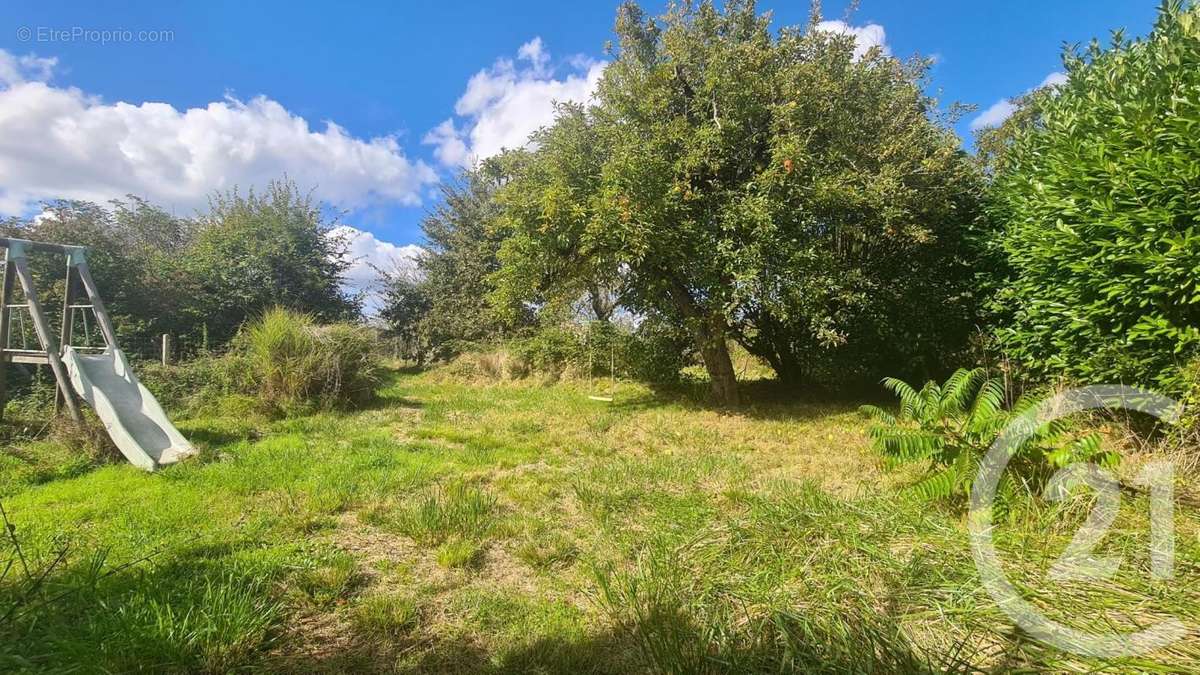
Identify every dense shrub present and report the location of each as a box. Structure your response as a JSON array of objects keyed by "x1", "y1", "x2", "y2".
[
  {"x1": 137, "y1": 354, "x2": 246, "y2": 414},
  {"x1": 442, "y1": 320, "x2": 694, "y2": 385},
  {"x1": 516, "y1": 320, "x2": 697, "y2": 384},
  {"x1": 1, "y1": 179, "x2": 359, "y2": 359},
  {"x1": 985, "y1": 3, "x2": 1200, "y2": 393},
  {"x1": 509, "y1": 325, "x2": 583, "y2": 381},
  {"x1": 625, "y1": 318, "x2": 694, "y2": 385},
  {"x1": 233, "y1": 308, "x2": 381, "y2": 414}
]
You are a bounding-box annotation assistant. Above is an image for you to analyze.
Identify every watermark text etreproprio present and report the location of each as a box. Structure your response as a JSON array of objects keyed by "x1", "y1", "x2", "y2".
[{"x1": 16, "y1": 26, "x2": 174, "y2": 45}]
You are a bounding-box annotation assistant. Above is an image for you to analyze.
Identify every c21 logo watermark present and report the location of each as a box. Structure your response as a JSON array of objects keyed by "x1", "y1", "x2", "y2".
[{"x1": 969, "y1": 385, "x2": 1188, "y2": 658}]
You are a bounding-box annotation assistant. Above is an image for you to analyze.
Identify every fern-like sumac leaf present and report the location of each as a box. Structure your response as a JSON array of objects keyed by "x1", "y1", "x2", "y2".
[
  {"x1": 881, "y1": 377, "x2": 923, "y2": 418},
  {"x1": 905, "y1": 467, "x2": 958, "y2": 501},
  {"x1": 858, "y1": 404, "x2": 897, "y2": 425},
  {"x1": 967, "y1": 378, "x2": 1006, "y2": 430},
  {"x1": 1059, "y1": 432, "x2": 1118, "y2": 468},
  {"x1": 870, "y1": 428, "x2": 943, "y2": 462},
  {"x1": 951, "y1": 448, "x2": 981, "y2": 494},
  {"x1": 942, "y1": 368, "x2": 985, "y2": 417}
]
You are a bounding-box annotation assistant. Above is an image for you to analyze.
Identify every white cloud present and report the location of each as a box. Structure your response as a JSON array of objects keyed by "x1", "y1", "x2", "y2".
[
  {"x1": 0, "y1": 51, "x2": 57, "y2": 87},
  {"x1": 330, "y1": 225, "x2": 423, "y2": 315},
  {"x1": 424, "y1": 38, "x2": 606, "y2": 167},
  {"x1": 0, "y1": 49, "x2": 438, "y2": 216},
  {"x1": 970, "y1": 99, "x2": 1018, "y2": 131},
  {"x1": 814, "y1": 20, "x2": 890, "y2": 60},
  {"x1": 970, "y1": 71, "x2": 1068, "y2": 131},
  {"x1": 424, "y1": 119, "x2": 470, "y2": 167},
  {"x1": 516, "y1": 37, "x2": 550, "y2": 76},
  {"x1": 1038, "y1": 71, "x2": 1068, "y2": 89}
]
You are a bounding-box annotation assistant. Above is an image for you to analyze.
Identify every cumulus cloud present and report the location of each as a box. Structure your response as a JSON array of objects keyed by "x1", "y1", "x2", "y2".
[
  {"x1": 424, "y1": 119, "x2": 470, "y2": 167},
  {"x1": 0, "y1": 51, "x2": 57, "y2": 86},
  {"x1": 814, "y1": 20, "x2": 890, "y2": 60},
  {"x1": 424, "y1": 38, "x2": 606, "y2": 167},
  {"x1": 0, "y1": 49, "x2": 438, "y2": 216},
  {"x1": 970, "y1": 71, "x2": 1068, "y2": 131},
  {"x1": 1037, "y1": 71, "x2": 1069, "y2": 89},
  {"x1": 331, "y1": 225, "x2": 423, "y2": 315},
  {"x1": 516, "y1": 37, "x2": 550, "y2": 76},
  {"x1": 971, "y1": 100, "x2": 1018, "y2": 131}
]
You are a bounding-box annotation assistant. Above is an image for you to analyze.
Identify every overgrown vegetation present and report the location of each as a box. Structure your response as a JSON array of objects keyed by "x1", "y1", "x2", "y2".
[
  {"x1": 0, "y1": 365, "x2": 1194, "y2": 672},
  {"x1": 485, "y1": 2, "x2": 982, "y2": 404},
  {"x1": 1, "y1": 178, "x2": 358, "y2": 358},
  {"x1": 234, "y1": 307, "x2": 382, "y2": 415},
  {"x1": 1, "y1": 0, "x2": 1199, "y2": 672},
  {"x1": 861, "y1": 368, "x2": 1117, "y2": 504},
  {"x1": 983, "y1": 1, "x2": 1200, "y2": 395},
  {"x1": 376, "y1": 1, "x2": 1200, "y2": 414}
]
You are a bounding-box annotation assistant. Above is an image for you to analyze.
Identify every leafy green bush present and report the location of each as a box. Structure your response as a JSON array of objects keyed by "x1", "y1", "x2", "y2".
[
  {"x1": 861, "y1": 368, "x2": 1116, "y2": 503},
  {"x1": 137, "y1": 354, "x2": 246, "y2": 414},
  {"x1": 514, "y1": 320, "x2": 691, "y2": 383},
  {"x1": 623, "y1": 319, "x2": 693, "y2": 385},
  {"x1": 445, "y1": 320, "x2": 692, "y2": 385},
  {"x1": 233, "y1": 307, "x2": 381, "y2": 414},
  {"x1": 510, "y1": 325, "x2": 582, "y2": 381},
  {"x1": 985, "y1": 2, "x2": 1200, "y2": 393}
]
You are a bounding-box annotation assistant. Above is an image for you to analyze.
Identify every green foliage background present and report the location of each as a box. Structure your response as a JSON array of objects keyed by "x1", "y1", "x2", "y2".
[
  {"x1": 1, "y1": 178, "x2": 358, "y2": 358},
  {"x1": 986, "y1": 1, "x2": 1200, "y2": 394}
]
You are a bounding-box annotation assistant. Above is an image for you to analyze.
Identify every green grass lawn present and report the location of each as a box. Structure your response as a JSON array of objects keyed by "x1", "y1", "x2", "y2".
[{"x1": 0, "y1": 366, "x2": 1197, "y2": 673}]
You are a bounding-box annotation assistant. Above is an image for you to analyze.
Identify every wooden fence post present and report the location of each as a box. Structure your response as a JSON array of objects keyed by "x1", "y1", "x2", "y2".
[{"x1": 161, "y1": 334, "x2": 172, "y2": 366}]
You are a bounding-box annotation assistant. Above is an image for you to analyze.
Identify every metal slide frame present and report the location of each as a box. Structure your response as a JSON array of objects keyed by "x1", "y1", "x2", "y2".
[{"x1": 0, "y1": 237, "x2": 193, "y2": 470}]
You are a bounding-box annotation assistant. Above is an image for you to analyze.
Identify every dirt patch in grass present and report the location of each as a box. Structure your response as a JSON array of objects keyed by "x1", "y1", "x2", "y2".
[{"x1": 264, "y1": 609, "x2": 372, "y2": 673}]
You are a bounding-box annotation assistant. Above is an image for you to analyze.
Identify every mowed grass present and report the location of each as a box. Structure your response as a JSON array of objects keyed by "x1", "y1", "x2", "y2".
[{"x1": 0, "y1": 366, "x2": 1197, "y2": 672}]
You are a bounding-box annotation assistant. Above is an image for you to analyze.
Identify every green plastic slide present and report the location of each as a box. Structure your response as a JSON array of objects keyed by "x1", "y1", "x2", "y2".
[{"x1": 62, "y1": 346, "x2": 195, "y2": 471}]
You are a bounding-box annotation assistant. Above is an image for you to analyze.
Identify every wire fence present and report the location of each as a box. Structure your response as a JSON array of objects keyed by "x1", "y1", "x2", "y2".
[{"x1": 113, "y1": 332, "x2": 408, "y2": 366}]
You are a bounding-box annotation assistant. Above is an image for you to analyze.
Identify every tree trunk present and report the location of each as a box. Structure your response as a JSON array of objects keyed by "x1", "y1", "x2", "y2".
[
  {"x1": 588, "y1": 283, "x2": 614, "y2": 323},
  {"x1": 666, "y1": 279, "x2": 739, "y2": 406},
  {"x1": 764, "y1": 342, "x2": 805, "y2": 385},
  {"x1": 738, "y1": 317, "x2": 806, "y2": 386},
  {"x1": 693, "y1": 314, "x2": 740, "y2": 406}
]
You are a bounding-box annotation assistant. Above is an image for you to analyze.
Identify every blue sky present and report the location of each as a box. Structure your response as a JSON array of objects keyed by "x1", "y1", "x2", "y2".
[{"x1": 0, "y1": 0, "x2": 1162, "y2": 282}]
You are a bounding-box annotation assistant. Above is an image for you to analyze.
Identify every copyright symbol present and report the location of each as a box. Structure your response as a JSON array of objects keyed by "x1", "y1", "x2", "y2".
[{"x1": 16, "y1": 26, "x2": 32, "y2": 41}]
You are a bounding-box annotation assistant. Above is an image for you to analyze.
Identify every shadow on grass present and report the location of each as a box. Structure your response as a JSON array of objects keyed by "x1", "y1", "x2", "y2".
[
  {"x1": 181, "y1": 425, "x2": 262, "y2": 448},
  {"x1": 362, "y1": 393, "x2": 424, "y2": 411},
  {"x1": 612, "y1": 377, "x2": 884, "y2": 423},
  {"x1": 272, "y1": 602, "x2": 956, "y2": 674},
  {"x1": 391, "y1": 364, "x2": 428, "y2": 377},
  {"x1": 0, "y1": 534, "x2": 285, "y2": 673}
]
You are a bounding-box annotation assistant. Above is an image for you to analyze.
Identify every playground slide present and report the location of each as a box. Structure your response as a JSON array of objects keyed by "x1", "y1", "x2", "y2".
[{"x1": 62, "y1": 347, "x2": 195, "y2": 471}]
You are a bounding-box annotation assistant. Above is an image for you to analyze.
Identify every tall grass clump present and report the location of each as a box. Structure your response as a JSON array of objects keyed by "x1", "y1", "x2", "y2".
[
  {"x1": 236, "y1": 307, "x2": 381, "y2": 414},
  {"x1": 386, "y1": 482, "x2": 497, "y2": 546}
]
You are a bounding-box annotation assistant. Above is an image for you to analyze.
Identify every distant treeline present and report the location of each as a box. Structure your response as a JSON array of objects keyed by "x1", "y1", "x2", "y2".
[{"x1": 1, "y1": 179, "x2": 357, "y2": 357}]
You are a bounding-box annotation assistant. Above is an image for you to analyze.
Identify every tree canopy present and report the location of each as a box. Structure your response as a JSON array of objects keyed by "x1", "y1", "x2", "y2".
[
  {"x1": 491, "y1": 0, "x2": 984, "y2": 402},
  {"x1": 1, "y1": 178, "x2": 357, "y2": 355}
]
